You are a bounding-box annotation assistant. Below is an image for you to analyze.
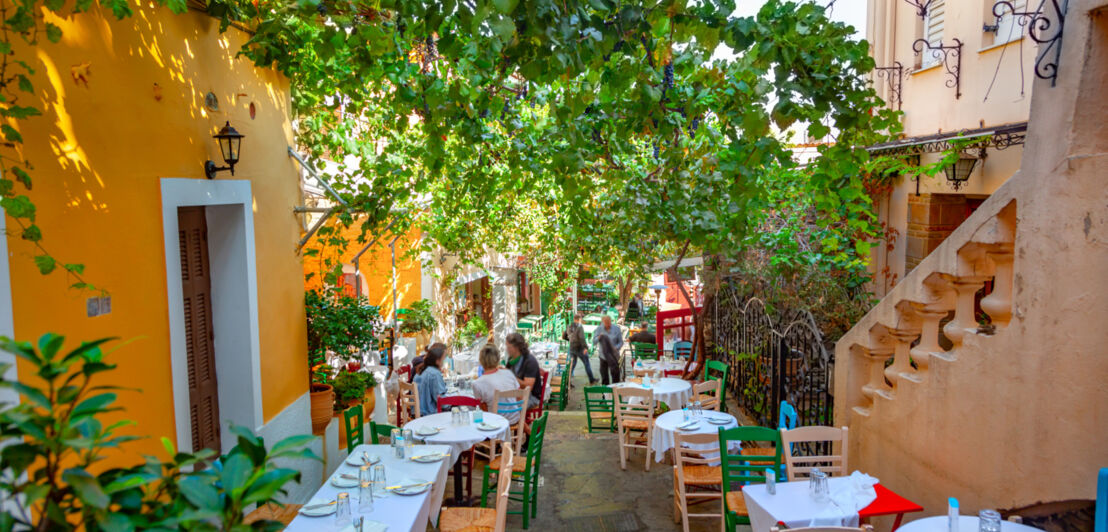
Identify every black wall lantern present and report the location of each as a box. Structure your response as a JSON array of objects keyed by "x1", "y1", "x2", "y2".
[
  {"x1": 204, "y1": 121, "x2": 245, "y2": 179},
  {"x1": 944, "y1": 148, "x2": 985, "y2": 191}
]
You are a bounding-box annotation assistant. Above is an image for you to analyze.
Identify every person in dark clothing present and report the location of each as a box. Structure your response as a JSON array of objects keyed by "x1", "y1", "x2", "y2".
[
  {"x1": 563, "y1": 312, "x2": 597, "y2": 385},
  {"x1": 628, "y1": 329, "x2": 656, "y2": 345},
  {"x1": 506, "y1": 332, "x2": 543, "y2": 409},
  {"x1": 597, "y1": 334, "x2": 621, "y2": 385}
]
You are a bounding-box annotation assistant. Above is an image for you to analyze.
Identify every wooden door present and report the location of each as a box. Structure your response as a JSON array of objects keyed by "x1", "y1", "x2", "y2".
[{"x1": 178, "y1": 207, "x2": 221, "y2": 452}]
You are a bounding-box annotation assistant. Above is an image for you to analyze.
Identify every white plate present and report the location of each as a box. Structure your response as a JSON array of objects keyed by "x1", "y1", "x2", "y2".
[
  {"x1": 410, "y1": 453, "x2": 448, "y2": 463},
  {"x1": 476, "y1": 422, "x2": 501, "y2": 432},
  {"x1": 707, "y1": 416, "x2": 731, "y2": 425},
  {"x1": 299, "y1": 498, "x2": 337, "y2": 517},
  {"x1": 415, "y1": 427, "x2": 440, "y2": 436},
  {"x1": 677, "y1": 422, "x2": 699, "y2": 431},
  {"x1": 392, "y1": 479, "x2": 431, "y2": 496},
  {"x1": 331, "y1": 475, "x2": 359, "y2": 488},
  {"x1": 345, "y1": 453, "x2": 381, "y2": 467}
]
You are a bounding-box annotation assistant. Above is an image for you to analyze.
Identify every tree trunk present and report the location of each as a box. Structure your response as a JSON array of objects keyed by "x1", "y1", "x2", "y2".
[{"x1": 618, "y1": 275, "x2": 633, "y2": 321}]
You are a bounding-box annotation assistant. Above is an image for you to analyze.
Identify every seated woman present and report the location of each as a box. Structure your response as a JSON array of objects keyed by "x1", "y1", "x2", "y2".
[
  {"x1": 471, "y1": 344, "x2": 523, "y2": 424},
  {"x1": 412, "y1": 343, "x2": 447, "y2": 416}
]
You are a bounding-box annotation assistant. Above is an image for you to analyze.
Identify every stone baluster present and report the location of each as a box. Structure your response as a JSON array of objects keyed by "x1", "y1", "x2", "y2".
[
  {"x1": 859, "y1": 344, "x2": 895, "y2": 407},
  {"x1": 942, "y1": 276, "x2": 989, "y2": 347},
  {"x1": 886, "y1": 326, "x2": 922, "y2": 387},
  {"x1": 909, "y1": 305, "x2": 953, "y2": 368},
  {"x1": 981, "y1": 245, "x2": 1015, "y2": 328}
]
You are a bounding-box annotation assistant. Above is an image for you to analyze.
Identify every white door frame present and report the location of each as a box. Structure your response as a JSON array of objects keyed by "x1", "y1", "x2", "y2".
[
  {"x1": 160, "y1": 178, "x2": 263, "y2": 453},
  {"x1": 0, "y1": 211, "x2": 16, "y2": 406}
]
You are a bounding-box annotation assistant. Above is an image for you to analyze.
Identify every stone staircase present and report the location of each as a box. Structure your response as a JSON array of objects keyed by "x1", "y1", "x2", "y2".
[{"x1": 833, "y1": 0, "x2": 1108, "y2": 520}]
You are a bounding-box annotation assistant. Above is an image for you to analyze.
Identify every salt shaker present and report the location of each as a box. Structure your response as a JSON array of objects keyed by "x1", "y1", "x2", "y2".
[{"x1": 765, "y1": 468, "x2": 777, "y2": 495}]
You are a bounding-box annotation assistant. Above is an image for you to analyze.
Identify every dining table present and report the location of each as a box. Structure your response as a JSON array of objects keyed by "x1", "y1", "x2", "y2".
[
  {"x1": 650, "y1": 409, "x2": 739, "y2": 462},
  {"x1": 742, "y1": 476, "x2": 924, "y2": 531},
  {"x1": 403, "y1": 411, "x2": 512, "y2": 504},
  {"x1": 898, "y1": 516, "x2": 1043, "y2": 531},
  {"x1": 611, "y1": 377, "x2": 693, "y2": 411},
  {"x1": 634, "y1": 358, "x2": 686, "y2": 375},
  {"x1": 286, "y1": 443, "x2": 451, "y2": 532}
]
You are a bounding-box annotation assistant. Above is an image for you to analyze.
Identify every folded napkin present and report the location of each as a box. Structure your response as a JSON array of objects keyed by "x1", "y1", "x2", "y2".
[{"x1": 810, "y1": 471, "x2": 879, "y2": 528}]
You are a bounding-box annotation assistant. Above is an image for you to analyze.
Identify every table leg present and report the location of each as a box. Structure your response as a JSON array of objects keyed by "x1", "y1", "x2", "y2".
[
  {"x1": 891, "y1": 513, "x2": 905, "y2": 531},
  {"x1": 453, "y1": 456, "x2": 464, "y2": 505}
]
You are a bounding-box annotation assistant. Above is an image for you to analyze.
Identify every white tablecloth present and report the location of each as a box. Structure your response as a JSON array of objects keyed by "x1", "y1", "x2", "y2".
[
  {"x1": 286, "y1": 444, "x2": 450, "y2": 532},
  {"x1": 531, "y1": 341, "x2": 560, "y2": 358},
  {"x1": 898, "y1": 516, "x2": 1042, "y2": 532},
  {"x1": 612, "y1": 377, "x2": 692, "y2": 411},
  {"x1": 403, "y1": 412, "x2": 511, "y2": 465},
  {"x1": 452, "y1": 352, "x2": 480, "y2": 375},
  {"x1": 635, "y1": 359, "x2": 685, "y2": 375},
  {"x1": 743, "y1": 475, "x2": 881, "y2": 532},
  {"x1": 651, "y1": 410, "x2": 738, "y2": 462}
]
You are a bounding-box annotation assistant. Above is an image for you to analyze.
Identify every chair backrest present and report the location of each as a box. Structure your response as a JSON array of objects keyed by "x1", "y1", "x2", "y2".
[
  {"x1": 492, "y1": 444, "x2": 515, "y2": 532},
  {"x1": 398, "y1": 363, "x2": 412, "y2": 383},
  {"x1": 718, "y1": 426, "x2": 782, "y2": 491},
  {"x1": 778, "y1": 400, "x2": 798, "y2": 430},
  {"x1": 691, "y1": 379, "x2": 721, "y2": 411},
  {"x1": 631, "y1": 342, "x2": 658, "y2": 360},
  {"x1": 663, "y1": 369, "x2": 685, "y2": 378},
  {"x1": 674, "y1": 432, "x2": 720, "y2": 486},
  {"x1": 397, "y1": 380, "x2": 420, "y2": 425},
  {"x1": 369, "y1": 420, "x2": 398, "y2": 444},
  {"x1": 780, "y1": 426, "x2": 848, "y2": 481},
  {"x1": 523, "y1": 412, "x2": 550, "y2": 474},
  {"x1": 1096, "y1": 467, "x2": 1107, "y2": 532},
  {"x1": 673, "y1": 341, "x2": 693, "y2": 359},
  {"x1": 584, "y1": 385, "x2": 614, "y2": 412},
  {"x1": 493, "y1": 386, "x2": 531, "y2": 451},
  {"x1": 343, "y1": 405, "x2": 364, "y2": 449},
  {"x1": 704, "y1": 359, "x2": 727, "y2": 382},
  {"x1": 613, "y1": 387, "x2": 655, "y2": 426},
  {"x1": 438, "y1": 395, "x2": 481, "y2": 412},
  {"x1": 584, "y1": 314, "x2": 603, "y2": 326}
]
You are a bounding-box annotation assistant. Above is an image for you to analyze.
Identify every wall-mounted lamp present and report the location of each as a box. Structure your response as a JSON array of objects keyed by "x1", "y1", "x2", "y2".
[
  {"x1": 204, "y1": 121, "x2": 245, "y2": 179},
  {"x1": 944, "y1": 148, "x2": 986, "y2": 191}
]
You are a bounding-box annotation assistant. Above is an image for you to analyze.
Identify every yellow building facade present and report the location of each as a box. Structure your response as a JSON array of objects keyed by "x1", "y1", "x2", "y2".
[{"x1": 3, "y1": 4, "x2": 320, "y2": 497}]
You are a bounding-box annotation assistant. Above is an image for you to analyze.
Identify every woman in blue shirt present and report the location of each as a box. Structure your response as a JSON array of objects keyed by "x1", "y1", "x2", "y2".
[{"x1": 413, "y1": 343, "x2": 447, "y2": 417}]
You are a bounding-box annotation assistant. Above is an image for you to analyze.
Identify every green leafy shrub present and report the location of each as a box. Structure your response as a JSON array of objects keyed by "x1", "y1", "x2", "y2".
[
  {"x1": 0, "y1": 334, "x2": 319, "y2": 531},
  {"x1": 332, "y1": 371, "x2": 368, "y2": 412},
  {"x1": 305, "y1": 287, "x2": 383, "y2": 387},
  {"x1": 399, "y1": 299, "x2": 435, "y2": 334},
  {"x1": 455, "y1": 315, "x2": 489, "y2": 347}
]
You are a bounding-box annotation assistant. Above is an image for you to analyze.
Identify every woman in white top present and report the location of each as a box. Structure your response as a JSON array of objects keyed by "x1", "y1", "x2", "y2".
[{"x1": 471, "y1": 344, "x2": 523, "y2": 424}]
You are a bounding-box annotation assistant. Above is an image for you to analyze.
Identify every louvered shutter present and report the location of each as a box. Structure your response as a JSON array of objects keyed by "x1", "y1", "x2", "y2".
[
  {"x1": 178, "y1": 207, "x2": 221, "y2": 452},
  {"x1": 923, "y1": 0, "x2": 946, "y2": 67},
  {"x1": 994, "y1": 0, "x2": 1027, "y2": 45}
]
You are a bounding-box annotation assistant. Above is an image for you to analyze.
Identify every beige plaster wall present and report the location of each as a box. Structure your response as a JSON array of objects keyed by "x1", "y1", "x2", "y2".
[{"x1": 839, "y1": 0, "x2": 1108, "y2": 519}]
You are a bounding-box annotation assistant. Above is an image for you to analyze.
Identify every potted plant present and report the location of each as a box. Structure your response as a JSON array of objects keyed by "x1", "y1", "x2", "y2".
[
  {"x1": 306, "y1": 287, "x2": 383, "y2": 432},
  {"x1": 399, "y1": 298, "x2": 436, "y2": 350},
  {"x1": 346, "y1": 361, "x2": 379, "y2": 419},
  {"x1": 454, "y1": 314, "x2": 489, "y2": 349}
]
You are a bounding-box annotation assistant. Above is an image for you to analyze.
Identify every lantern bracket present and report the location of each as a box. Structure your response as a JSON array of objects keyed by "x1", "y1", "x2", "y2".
[{"x1": 913, "y1": 38, "x2": 963, "y2": 99}]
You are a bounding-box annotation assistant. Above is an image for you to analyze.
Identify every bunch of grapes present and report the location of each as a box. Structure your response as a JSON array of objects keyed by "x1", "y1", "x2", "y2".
[
  {"x1": 663, "y1": 62, "x2": 674, "y2": 90},
  {"x1": 689, "y1": 117, "x2": 700, "y2": 139},
  {"x1": 653, "y1": 142, "x2": 661, "y2": 160}
]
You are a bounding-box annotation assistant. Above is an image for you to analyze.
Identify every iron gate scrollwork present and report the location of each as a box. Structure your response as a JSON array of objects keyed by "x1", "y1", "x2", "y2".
[{"x1": 710, "y1": 283, "x2": 834, "y2": 429}]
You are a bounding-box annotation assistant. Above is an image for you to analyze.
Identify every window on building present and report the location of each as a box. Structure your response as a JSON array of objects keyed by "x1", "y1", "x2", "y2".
[
  {"x1": 922, "y1": 0, "x2": 946, "y2": 68},
  {"x1": 987, "y1": 0, "x2": 1026, "y2": 47}
]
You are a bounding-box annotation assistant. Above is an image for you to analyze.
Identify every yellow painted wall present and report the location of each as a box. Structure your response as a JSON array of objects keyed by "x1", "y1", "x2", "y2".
[
  {"x1": 303, "y1": 222, "x2": 424, "y2": 318},
  {"x1": 7, "y1": 5, "x2": 307, "y2": 459}
]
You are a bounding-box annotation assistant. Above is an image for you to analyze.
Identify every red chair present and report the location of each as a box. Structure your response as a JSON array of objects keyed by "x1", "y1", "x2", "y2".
[
  {"x1": 397, "y1": 364, "x2": 412, "y2": 382},
  {"x1": 663, "y1": 369, "x2": 685, "y2": 378},
  {"x1": 438, "y1": 396, "x2": 481, "y2": 501},
  {"x1": 525, "y1": 370, "x2": 548, "y2": 425}
]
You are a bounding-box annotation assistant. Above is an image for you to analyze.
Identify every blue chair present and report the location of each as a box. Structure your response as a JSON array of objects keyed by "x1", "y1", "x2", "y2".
[
  {"x1": 673, "y1": 341, "x2": 693, "y2": 359},
  {"x1": 1096, "y1": 467, "x2": 1107, "y2": 532},
  {"x1": 778, "y1": 400, "x2": 798, "y2": 430}
]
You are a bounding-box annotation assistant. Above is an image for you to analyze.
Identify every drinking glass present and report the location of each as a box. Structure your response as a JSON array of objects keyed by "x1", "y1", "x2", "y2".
[
  {"x1": 359, "y1": 464, "x2": 370, "y2": 486},
  {"x1": 809, "y1": 467, "x2": 823, "y2": 499},
  {"x1": 391, "y1": 428, "x2": 404, "y2": 458},
  {"x1": 371, "y1": 464, "x2": 387, "y2": 497},
  {"x1": 812, "y1": 470, "x2": 829, "y2": 503},
  {"x1": 335, "y1": 492, "x2": 352, "y2": 527},
  {"x1": 402, "y1": 429, "x2": 414, "y2": 451},
  {"x1": 978, "y1": 510, "x2": 1001, "y2": 532},
  {"x1": 358, "y1": 481, "x2": 374, "y2": 512}
]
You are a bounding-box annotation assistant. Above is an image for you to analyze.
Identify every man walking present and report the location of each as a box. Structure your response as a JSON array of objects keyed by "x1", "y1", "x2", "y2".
[
  {"x1": 563, "y1": 312, "x2": 597, "y2": 385},
  {"x1": 593, "y1": 315, "x2": 624, "y2": 384}
]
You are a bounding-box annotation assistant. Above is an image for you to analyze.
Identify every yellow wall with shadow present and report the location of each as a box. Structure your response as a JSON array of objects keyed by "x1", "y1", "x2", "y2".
[
  {"x1": 7, "y1": 5, "x2": 306, "y2": 460},
  {"x1": 303, "y1": 222, "x2": 425, "y2": 318}
]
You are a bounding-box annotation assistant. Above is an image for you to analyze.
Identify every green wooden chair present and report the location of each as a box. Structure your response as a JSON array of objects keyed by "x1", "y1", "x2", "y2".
[
  {"x1": 704, "y1": 359, "x2": 730, "y2": 412},
  {"x1": 631, "y1": 342, "x2": 659, "y2": 364},
  {"x1": 547, "y1": 362, "x2": 570, "y2": 411},
  {"x1": 342, "y1": 405, "x2": 364, "y2": 449},
  {"x1": 583, "y1": 385, "x2": 615, "y2": 432},
  {"x1": 368, "y1": 420, "x2": 397, "y2": 444},
  {"x1": 718, "y1": 426, "x2": 781, "y2": 531},
  {"x1": 481, "y1": 412, "x2": 549, "y2": 529}
]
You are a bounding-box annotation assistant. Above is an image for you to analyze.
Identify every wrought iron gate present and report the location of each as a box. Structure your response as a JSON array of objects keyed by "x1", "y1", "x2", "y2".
[{"x1": 709, "y1": 283, "x2": 834, "y2": 429}]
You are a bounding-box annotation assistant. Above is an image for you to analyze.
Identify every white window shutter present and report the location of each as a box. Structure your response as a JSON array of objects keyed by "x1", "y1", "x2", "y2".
[{"x1": 923, "y1": 0, "x2": 946, "y2": 67}]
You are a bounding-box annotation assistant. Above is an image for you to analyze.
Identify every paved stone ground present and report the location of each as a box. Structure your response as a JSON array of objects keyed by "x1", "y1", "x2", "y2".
[{"x1": 511, "y1": 354, "x2": 752, "y2": 532}]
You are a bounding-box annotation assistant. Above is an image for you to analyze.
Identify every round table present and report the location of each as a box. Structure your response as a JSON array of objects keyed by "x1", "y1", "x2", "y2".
[
  {"x1": 403, "y1": 411, "x2": 512, "y2": 504},
  {"x1": 612, "y1": 377, "x2": 692, "y2": 411},
  {"x1": 651, "y1": 409, "x2": 738, "y2": 462},
  {"x1": 898, "y1": 516, "x2": 1042, "y2": 531},
  {"x1": 634, "y1": 359, "x2": 685, "y2": 375}
]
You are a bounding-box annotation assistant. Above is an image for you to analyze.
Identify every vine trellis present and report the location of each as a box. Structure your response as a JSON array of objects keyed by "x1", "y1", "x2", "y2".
[{"x1": 709, "y1": 282, "x2": 834, "y2": 429}]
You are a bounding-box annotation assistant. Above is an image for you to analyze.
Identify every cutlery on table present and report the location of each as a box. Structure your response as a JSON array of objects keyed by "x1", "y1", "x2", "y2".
[
  {"x1": 302, "y1": 500, "x2": 336, "y2": 511},
  {"x1": 340, "y1": 474, "x2": 359, "y2": 481},
  {"x1": 411, "y1": 452, "x2": 448, "y2": 460},
  {"x1": 354, "y1": 516, "x2": 364, "y2": 532},
  {"x1": 386, "y1": 481, "x2": 432, "y2": 491}
]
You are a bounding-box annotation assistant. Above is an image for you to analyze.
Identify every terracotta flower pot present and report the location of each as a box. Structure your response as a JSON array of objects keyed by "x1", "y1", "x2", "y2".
[
  {"x1": 310, "y1": 383, "x2": 334, "y2": 434},
  {"x1": 363, "y1": 384, "x2": 377, "y2": 421}
]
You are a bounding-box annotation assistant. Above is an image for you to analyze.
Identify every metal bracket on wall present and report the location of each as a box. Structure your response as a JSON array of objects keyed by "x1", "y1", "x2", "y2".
[
  {"x1": 913, "y1": 38, "x2": 963, "y2": 99},
  {"x1": 874, "y1": 62, "x2": 904, "y2": 110},
  {"x1": 902, "y1": 0, "x2": 937, "y2": 18},
  {"x1": 993, "y1": 0, "x2": 1068, "y2": 86}
]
